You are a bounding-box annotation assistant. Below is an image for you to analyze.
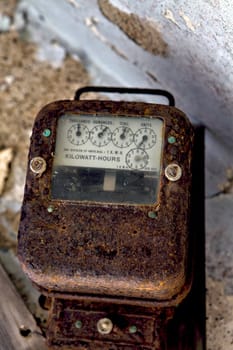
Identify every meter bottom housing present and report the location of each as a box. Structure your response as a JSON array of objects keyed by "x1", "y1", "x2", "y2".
[{"x1": 46, "y1": 295, "x2": 175, "y2": 350}]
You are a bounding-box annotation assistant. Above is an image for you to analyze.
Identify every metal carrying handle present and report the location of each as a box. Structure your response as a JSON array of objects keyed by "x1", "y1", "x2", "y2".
[{"x1": 74, "y1": 86, "x2": 175, "y2": 106}]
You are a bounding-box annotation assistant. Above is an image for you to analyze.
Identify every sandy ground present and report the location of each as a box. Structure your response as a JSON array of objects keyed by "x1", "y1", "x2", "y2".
[
  {"x1": 0, "y1": 1, "x2": 89, "y2": 249},
  {"x1": 0, "y1": 0, "x2": 90, "y2": 332}
]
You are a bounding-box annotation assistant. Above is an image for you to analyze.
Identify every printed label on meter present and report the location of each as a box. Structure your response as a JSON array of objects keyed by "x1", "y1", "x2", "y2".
[
  {"x1": 53, "y1": 114, "x2": 163, "y2": 172},
  {"x1": 51, "y1": 114, "x2": 164, "y2": 204}
]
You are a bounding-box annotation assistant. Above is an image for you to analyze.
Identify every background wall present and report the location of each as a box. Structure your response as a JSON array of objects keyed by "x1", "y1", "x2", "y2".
[
  {"x1": 1, "y1": 0, "x2": 233, "y2": 348},
  {"x1": 17, "y1": 0, "x2": 233, "y2": 196}
]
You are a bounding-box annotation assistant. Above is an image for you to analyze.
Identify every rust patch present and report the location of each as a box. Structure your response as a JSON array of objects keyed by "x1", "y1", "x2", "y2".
[{"x1": 98, "y1": 0, "x2": 169, "y2": 56}]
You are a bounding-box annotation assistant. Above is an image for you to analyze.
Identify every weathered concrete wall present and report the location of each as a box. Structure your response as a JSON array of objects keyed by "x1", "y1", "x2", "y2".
[{"x1": 17, "y1": 0, "x2": 233, "y2": 197}]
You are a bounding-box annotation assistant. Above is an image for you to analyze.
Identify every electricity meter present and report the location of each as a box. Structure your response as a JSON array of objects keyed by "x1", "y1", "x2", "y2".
[{"x1": 18, "y1": 87, "x2": 195, "y2": 349}]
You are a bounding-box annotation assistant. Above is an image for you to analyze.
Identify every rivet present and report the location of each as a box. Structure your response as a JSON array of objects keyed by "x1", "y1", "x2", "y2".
[
  {"x1": 148, "y1": 211, "x2": 157, "y2": 219},
  {"x1": 75, "y1": 320, "x2": 82, "y2": 329},
  {"x1": 43, "y1": 129, "x2": 51, "y2": 137},
  {"x1": 168, "y1": 136, "x2": 176, "y2": 144},
  {"x1": 97, "y1": 318, "x2": 113, "y2": 335},
  {"x1": 30, "y1": 157, "x2": 46, "y2": 175},
  {"x1": 165, "y1": 163, "x2": 182, "y2": 181},
  {"x1": 47, "y1": 206, "x2": 54, "y2": 213},
  {"x1": 129, "y1": 325, "x2": 137, "y2": 334}
]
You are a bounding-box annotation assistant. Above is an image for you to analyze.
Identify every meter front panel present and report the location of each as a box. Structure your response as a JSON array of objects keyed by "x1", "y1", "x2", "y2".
[
  {"x1": 18, "y1": 100, "x2": 194, "y2": 302},
  {"x1": 51, "y1": 114, "x2": 163, "y2": 204}
]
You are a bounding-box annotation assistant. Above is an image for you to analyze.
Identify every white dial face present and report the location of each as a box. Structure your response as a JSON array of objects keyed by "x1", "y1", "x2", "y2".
[
  {"x1": 112, "y1": 126, "x2": 134, "y2": 148},
  {"x1": 67, "y1": 124, "x2": 89, "y2": 145},
  {"x1": 126, "y1": 148, "x2": 149, "y2": 169},
  {"x1": 134, "y1": 128, "x2": 156, "y2": 149},
  {"x1": 90, "y1": 125, "x2": 112, "y2": 147},
  {"x1": 54, "y1": 114, "x2": 163, "y2": 172}
]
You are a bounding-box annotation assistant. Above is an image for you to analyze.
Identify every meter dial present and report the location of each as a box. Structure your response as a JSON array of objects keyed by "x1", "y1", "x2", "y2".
[
  {"x1": 112, "y1": 126, "x2": 134, "y2": 148},
  {"x1": 67, "y1": 124, "x2": 89, "y2": 145},
  {"x1": 126, "y1": 148, "x2": 149, "y2": 170},
  {"x1": 134, "y1": 128, "x2": 157, "y2": 150},
  {"x1": 90, "y1": 125, "x2": 112, "y2": 147}
]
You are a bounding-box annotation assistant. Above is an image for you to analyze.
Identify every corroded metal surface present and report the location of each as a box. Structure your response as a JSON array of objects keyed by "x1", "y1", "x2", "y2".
[
  {"x1": 18, "y1": 100, "x2": 195, "y2": 348},
  {"x1": 46, "y1": 296, "x2": 174, "y2": 349},
  {"x1": 18, "y1": 100, "x2": 194, "y2": 302}
]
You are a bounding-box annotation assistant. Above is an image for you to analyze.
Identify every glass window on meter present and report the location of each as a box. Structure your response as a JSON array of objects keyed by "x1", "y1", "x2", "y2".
[{"x1": 51, "y1": 114, "x2": 164, "y2": 204}]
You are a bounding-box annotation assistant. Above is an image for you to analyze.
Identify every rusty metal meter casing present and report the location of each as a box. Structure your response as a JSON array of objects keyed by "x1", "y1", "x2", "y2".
[
  {"x1": 18, "y1": 98, "x2": 194, "y2": 348},
  {"x1": 18, "y1": 100, "x2": 193, "y2": 300}
]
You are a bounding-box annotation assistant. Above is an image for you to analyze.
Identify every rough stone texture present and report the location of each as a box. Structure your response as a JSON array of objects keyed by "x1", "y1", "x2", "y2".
[
  {"x1": 205, "y1": 195, "x2": 233, "y2": 349},
  {"x1": 206, "y1": 195, "x2": 233, "y2": 295},
  {"x1": 207, "y1": 278, "x2": 233, "y2": 350},
  {"x1": 98, "y1": 0, "x2": 169, "y2": 56}
]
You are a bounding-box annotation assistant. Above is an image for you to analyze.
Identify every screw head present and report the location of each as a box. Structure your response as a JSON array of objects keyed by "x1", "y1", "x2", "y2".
[
  {"x1": 43, "y1": 129, "x2": 51, "y2": 137},
  {"x1": 168, "y1": 136, "x2": 176, "y2": 144},
  {"x1": 30, "y1": 157, "x2": 46, "y2": 175},
  {"x1": 129, "y1": 325, "x2": 137, "y2": 334},
  {"x1": 47, "y1": 206, "x2": 54, "y2": 213},
  {"x1": 97, "y1": 318, "x2": 113, "y2": 335},
  {"x1": 165, "y1": 163, "x2": 182, "y2": 181},
  {"x1": 75, "y1": 320, "x2": 82, "y2": 329},
  {"x1": 148, "y1": 211, "x2": 157, "y2": 219}
]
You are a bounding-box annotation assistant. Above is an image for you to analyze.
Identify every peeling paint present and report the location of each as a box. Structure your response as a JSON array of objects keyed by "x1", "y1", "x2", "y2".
[
  {"x1": 85, "y1": 16, "x2": 128, "y2": 60},
  {"x1": 164, "y1": 9, "x2": 180, "y2": 28},
  {"x1": 98, "y1": 0, "x2": 168, "y2": 56},
  {"x1": 179, "y1": 10, "x2": 196, "y2": 32},
  {"x1": 66, "y1": 0, "x2": 80, "y2": 9},
  {"x1": 85, "y1": 17, "x2": 107, "y2": 43},
  {"x1": 85, "y1": 16, "x2": 99, "y2": 27},
  {"x1": 219, "y1": 167, "x2": 233, "y2": 194}
]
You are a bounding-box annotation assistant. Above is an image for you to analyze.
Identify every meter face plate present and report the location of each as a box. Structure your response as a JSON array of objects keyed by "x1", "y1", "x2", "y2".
[
  {"x1": 18, "y1": 100, "x2": 194, "y2": 303},
  {"x1": 51, "y1": 114, "x2": 163, "y2": 204}
]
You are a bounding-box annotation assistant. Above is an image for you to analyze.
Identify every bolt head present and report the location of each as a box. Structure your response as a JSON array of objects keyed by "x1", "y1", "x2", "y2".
[
  {"x1": 30, "y1": 157, "x2": 46, "y2": 175},
  {"x1": 148, "y1": 211, "x2": 157, "y2": 219},
  {"x1": 75, "y1": 320, "x2": 82, "y2": 329},
  {"x1": 47, "y1": 206, "x2": 54, "y2": 213},
  {"x1": 165, "y1": 163, "x2": 182, "y2": 181},
  {"x1": 43, "y1": 129, "x2": 51, "y2": 137},
  {"x1": 129, "y1": 325, "x2": 137, "y2": 334},
  {"x1": 168, "y1": 136, "x2": 176, "y2": 144},
  {"x1": 97, "y1": 318, "x2": 113, "y2": 335}
]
